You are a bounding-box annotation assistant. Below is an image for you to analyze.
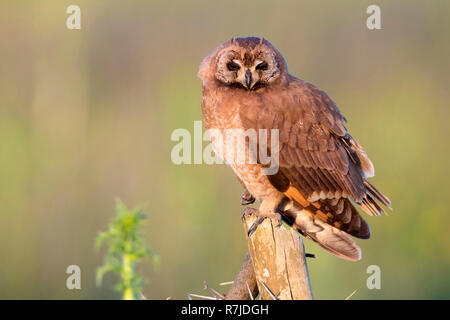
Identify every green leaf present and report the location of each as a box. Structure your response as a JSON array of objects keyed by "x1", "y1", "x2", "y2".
[{"x1": 95, "y1": 199, "x2": 157, "y2": 300}]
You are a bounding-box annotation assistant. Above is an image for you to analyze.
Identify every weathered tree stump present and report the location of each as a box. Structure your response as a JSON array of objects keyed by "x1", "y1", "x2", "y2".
[{"x1": 241, "y1": 207, "x2": 313, "y2": 300}]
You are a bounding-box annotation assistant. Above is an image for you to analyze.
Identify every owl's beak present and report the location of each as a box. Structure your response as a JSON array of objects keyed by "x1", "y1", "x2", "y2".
[{"x1": 245, "y1": 69, "x2": 252, "y2": 89}]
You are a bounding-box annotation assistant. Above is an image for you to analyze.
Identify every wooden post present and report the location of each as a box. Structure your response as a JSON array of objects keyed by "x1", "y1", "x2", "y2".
[{"x1": 242, "y1": 208, "x2": 313, "y2": 300}]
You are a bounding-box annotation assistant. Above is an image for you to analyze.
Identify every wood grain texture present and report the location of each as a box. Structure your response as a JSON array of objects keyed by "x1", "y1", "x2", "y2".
[{"x1": 243, "y1": 208, "x2": 313, "y2": 300}]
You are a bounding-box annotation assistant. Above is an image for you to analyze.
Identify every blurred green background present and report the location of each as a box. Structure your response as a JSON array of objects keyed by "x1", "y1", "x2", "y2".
[{"x1": 0, "y1": 0, "x2": 449, "y2": 299}]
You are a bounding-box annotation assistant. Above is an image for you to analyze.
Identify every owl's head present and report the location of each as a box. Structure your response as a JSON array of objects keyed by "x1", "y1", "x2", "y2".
[{"x1": 198, "y1": 37, "x2": 288, "y2": 90}]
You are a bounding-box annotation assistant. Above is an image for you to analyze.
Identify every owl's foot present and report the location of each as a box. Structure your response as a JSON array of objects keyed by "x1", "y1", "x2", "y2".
[
  {"x1": 242, "y1": 200, "x2": 283, "y2": 237},
  {"x1": 259, "y1": 196, "x2": 283, "y2": 222},
  {"x1": 241, "y1": 207, "x2": 258, "y2": 221},
  {"x1": 241, "y1": 208, "x2": 265, "y2": 236},
  {"x1": 247, "y1": 214, "x2": 282, "y2": 237},
  {"x1": 241, "y1": 190, "x2": 255, "y2": 205}
]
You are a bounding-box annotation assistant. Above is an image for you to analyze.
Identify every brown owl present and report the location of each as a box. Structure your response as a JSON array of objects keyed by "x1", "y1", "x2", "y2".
[{"x1": 198, "y1": 37, "x2": 391, "y2": 261}]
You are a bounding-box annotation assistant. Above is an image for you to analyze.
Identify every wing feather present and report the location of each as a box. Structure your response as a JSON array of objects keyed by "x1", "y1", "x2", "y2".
[{"x1": 239, "y1": 78, "x2": 391, "y2": 217}]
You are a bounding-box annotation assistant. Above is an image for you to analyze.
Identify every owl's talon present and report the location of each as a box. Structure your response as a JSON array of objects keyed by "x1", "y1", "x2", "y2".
[
  {"x1": 274, "y1": 208, "x2": 284, "y2": 228},
  {"x1": 241, "y1": 190, "x2": 255, "y2": 205},
  {"x1": 241, "y1": 209, "x2": 247, "y2": 221},
  {"x1": 276, "y1": 218, "x2": 282, "y2": 228},
  {"x1": 247, "y1": 216, "x2": 266, "y2": 237}
]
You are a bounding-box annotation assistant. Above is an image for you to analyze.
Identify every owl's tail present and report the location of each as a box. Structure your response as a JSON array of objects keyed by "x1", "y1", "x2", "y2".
[
  {"x1": 278, "y1": 189, "x2": 368, "y2": 261},
  {"x1": 280, "y1": 206, "x2": 361, "y2": 261}
]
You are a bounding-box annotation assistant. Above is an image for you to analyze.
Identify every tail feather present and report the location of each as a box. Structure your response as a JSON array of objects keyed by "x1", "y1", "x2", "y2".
[
  {"x1": 285, "y1": 185, "x2": 371, "y2": 239},
  {"x1": 282, "y1": 182, "x2": 391, "y2": 261},
  {"x1": 363, "y1": 180, "x2": 392, "y2": 209},
  {"x1": 281, "y1": 206, "x2": 361, "y2": 261}
]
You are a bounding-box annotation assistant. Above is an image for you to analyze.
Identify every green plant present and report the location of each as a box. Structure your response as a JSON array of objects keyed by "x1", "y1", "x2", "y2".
[{"x1": 96, "y1": 199, "x2": 158, "y2": 300}]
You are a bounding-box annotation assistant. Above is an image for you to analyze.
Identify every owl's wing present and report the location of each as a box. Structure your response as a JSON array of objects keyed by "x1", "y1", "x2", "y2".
[{"x1": 239, "y1": 79, "x2": 391, "y2": 240}]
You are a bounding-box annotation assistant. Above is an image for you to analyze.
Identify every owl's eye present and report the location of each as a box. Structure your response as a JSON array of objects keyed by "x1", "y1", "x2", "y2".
[
  {"x1": 256, "y1": 61, "x2": 268, "y2": 71},
  {"x1": 227, "y1": 61, "x2": 240, "y2": 71}
]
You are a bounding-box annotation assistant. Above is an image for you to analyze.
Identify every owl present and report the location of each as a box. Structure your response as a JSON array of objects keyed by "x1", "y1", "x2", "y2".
[{"x1": 198, "y1": 37, "x2": 391, "y2": 261}]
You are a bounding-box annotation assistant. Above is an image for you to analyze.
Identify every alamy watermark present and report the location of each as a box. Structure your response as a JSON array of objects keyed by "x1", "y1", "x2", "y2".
[
  {"x1": 366, "y1": 264, "x2": 381, "y2": 289},
  {"x1": 367, "y1": 5, "x2": 381, "y2": 30},
  {"x1": 66, "y1": 265, "x2": 81, "y2": 290},
  {"x1": 66, "y1": 5, "x2": 81, "y2": 30},
  {"x1": 170, "y1": 121, "x2": 280, "y2": 175}
]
